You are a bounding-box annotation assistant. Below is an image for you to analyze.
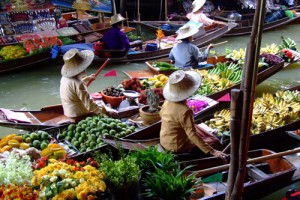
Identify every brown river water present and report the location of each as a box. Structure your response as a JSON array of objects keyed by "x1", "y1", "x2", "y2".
[{"x1": 0, "y1": 22, "x2": 300, "y2": 199}]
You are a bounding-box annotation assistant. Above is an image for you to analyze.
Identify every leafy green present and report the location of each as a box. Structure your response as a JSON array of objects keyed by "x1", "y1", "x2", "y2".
[
  {"x1": 143, "y1": 165, "x2": 200, "y2": 200},
  {"x1": 94, "y1": 149, "x2": 141, "y2": 189},
  {"x1": 129, "y1": 146, "x2": 178, "y2": 175}
]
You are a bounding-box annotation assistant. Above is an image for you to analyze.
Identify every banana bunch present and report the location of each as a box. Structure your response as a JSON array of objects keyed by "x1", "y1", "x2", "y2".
[
  {"x1": 225, "y1": 48, "x2": 246, "y2": 61},
  {"x1": 260, "y1": 43, "x2": 280, "y2": 54},
  {"x1": 279, "y1": 36, "x2": 297, "y2": 51},
  {"x1": 205, "y1": 90, "x2": 300, "y2": 135},
  {"x1": 147, "y1": 74, "x2": 168, "y2": 88}
]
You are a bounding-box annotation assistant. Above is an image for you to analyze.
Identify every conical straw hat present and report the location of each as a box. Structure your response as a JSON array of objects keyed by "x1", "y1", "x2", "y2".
[
  {"x1": 176, "y1": 24, "x2": 199, "y2": 40},
  {"x1": 192, "y1": 0, "x2": 206, "y2": 13},
  {"x1": 110, "y1": 13, "x2": 126, "y2": 25},
  {"x1": 61, "y1": 48, "x2": 94, "y2": 78},
  {"x1": 163, "y1": 70, "x2": 202, "y2": 102}
]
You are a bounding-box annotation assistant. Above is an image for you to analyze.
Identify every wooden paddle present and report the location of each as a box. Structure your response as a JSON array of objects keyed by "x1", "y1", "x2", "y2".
[
  {"x1": 199, "y1": 41, "x2": 228, "y2": 50},
  {"x1": 87, "y1": 58, "x2": 110, "y2": 87},
  {"x1": 194, "y1": 147, "x2": 300, "y2": 177}
]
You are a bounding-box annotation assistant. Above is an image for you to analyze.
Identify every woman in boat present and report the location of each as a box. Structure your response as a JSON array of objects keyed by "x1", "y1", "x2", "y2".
[
  {"x1": 101, "y1": 14, "x2": 130, "y2": 57},
  {"x1": 60, "y1": 48, "x2": 115, "y2": 119},
  {"x1": 159, "y1": 70, "x2": 227, "y2": 158},
  {"x1": 186, "y1": 0, "x2": 227, "y2": 26},
  {"x1": 169, "y1": 24, "x2": 214, "y2": 69}
]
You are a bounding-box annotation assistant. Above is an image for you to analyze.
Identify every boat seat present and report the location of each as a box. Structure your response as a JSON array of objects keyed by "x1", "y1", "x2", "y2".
[{"x1": 247, "y1": 164, "x2": 269, "y2": 181}]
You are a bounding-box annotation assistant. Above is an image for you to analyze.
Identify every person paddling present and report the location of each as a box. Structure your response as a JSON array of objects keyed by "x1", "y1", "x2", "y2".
[
  {"x1": 186, "y1": 0, "x2": 227, "y2": 26},
  {"x1": 60, "y1": 48, "x2": 115, "y2": 119},
  {"x1": 160, "y1": 70, "x2": 227, "y2": 158},
  {"x1": 169, "y1": 24, "x2": 214, "y2": 69}
]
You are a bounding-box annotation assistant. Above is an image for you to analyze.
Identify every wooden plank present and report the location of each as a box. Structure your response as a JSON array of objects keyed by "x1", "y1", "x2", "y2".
[{"x1": 247, "y1": 164, "x2": 269, "y2": 181}]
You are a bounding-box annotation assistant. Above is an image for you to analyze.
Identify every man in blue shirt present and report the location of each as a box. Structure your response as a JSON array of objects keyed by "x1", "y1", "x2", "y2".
[
  {"x1": 101, "y1": 14, "x2": 130, "y2": 57},
  {"x1": 169, "y1": 24, "x2": 213, "y2": 70}
]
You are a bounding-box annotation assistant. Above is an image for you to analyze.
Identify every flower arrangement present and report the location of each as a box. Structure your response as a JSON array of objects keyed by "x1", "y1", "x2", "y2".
[
  {"x1": 186, "y1": 99, "x2": 209, "y2": 114},
  {"x1": 279, "y1": 49, "x2": 295, "y2": 62},
  {"x1": 0, "y1": 152, "x2": 34, "y2": 186},
  {"x1": 0, "y1": 184, "x2": 39, "y2": 200},
  {"x1": 31, "y1": 157, "x2": 105, "y2": 200},
  {"x1": 156, "y1": 28, "x2": 165, "y2": 41}
]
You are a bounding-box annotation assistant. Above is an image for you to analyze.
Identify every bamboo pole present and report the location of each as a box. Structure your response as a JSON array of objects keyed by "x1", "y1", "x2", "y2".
[
  {"x1": 165, "y1": 0, "x2": 168, "y2": 21},
  {"x1": 228, "y1": 1, "x2": 267, "y2": 199},
  {"x1": 225, "y1": 89, "x2": 242, "y2": 197},
  {"x1": 193, "y1": 147, "x2": 300, "y2": 177},
  {"x1": 137, "y1": 0, "x2": 141, "y2": 21},
  {"x1": 112, "y1": 0, "x2": 116, "y2": 15}
]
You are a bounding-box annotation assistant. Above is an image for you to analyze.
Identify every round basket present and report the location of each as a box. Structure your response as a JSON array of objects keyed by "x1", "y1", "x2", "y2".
[{"x1": 101, "y1": 92, "x2": 125, "y2": 108}]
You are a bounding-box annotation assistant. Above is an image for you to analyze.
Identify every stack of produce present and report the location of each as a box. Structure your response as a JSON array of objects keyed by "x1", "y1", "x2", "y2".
[
  {"x1": 23, "y1": 36, "x2": 63, "y2": 53},
  {"x1": 153, "y1": 61, "x2": 179, "y2": 72},
  {"x1": 0, "y1": 45, "x2": 28, "y2": 60},
  {"x1": 195, "y1": 62, "x2": 242, "y2": 96},
  {"x1": 58, "y1": 116, "x2": 136, "y2": 153},
  {"x1": 121, "y1": 77, "x2": 144, "y2": 92},
  {"x1": 102, "y1": 86, "x2": 124, "y2": 97},
  {"x1": 186, "y1": 99, "x2": 209, "y2": 114},
  {"x1": 144, "y1": 74, "x2": 169, "y2": 89},
  {"x1": 204, "y1": 90, "x2": 300, "y2": 135}
]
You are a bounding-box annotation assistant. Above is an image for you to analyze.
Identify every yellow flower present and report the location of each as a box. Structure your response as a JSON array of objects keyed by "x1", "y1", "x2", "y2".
[
  {"x1": 74, "y1": 171, "x2": 84, "y2": 179},
  {"x1": 77, "y1": 189, "x2": 88, "y2": 200},
  {"x1": 156, "y1": 28, "x2": 165, "y2": 40},
  {"x1": 87, "y1": 195, "x2": 97, "y2": 200},
  {"x1": 49, "y1": 158, "x2": 57, "y2": 163}
]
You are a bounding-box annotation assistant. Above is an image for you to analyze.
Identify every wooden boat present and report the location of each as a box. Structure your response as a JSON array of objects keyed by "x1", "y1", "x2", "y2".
[
  {"x1": 182, "y1": 148, "x2": 299, "y2": 200},
  {"x1": 92, "y1": 23, "x2": 237, "y2": 64},
  {"x1": 145, "y1": 55, "x2": 228, "y2": 76},
  {"x1": 0, "y1": 103, "x2": 140, "y2": 131},
  {"x1": 214, "y1": 13, "x2": 300, "y2": 37},
  {"x1": 139, "y1": 13, "x2": 300, "y2": 37},
  {"x1": 0, "y1": 60, "x2": 288, "y2": 131}
]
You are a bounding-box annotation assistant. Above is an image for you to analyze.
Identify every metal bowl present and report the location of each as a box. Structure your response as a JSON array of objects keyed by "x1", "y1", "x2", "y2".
[{"x1": 226, "y1": 12, "x2": 242, "y2": 21}]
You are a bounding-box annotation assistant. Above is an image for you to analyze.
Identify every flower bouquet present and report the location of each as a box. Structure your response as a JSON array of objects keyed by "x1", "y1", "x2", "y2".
[
  {"x1": 31, "y1": 156, "x2": 105, "y2": 200},
  {"x1": 187, "y1": 99, "x2": 209, "y2": 114}
]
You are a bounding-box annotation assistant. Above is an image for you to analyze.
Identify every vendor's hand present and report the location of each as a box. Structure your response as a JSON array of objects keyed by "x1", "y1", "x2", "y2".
[
  {"x1": 88, "y1": 74, "x2": 96, "y2": 81},
  {"x1": 208, "y1": 44, "x2": 214, "y2": 49},
  {"x1": 210, "y1": 149, "x2": 227, "y2": 159}
]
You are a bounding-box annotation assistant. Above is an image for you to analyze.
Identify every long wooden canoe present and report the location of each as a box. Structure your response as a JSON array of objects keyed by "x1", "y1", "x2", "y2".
[
  {"x1": 0, "y1": 60, "x2": 289, "y2": 131},
  {"x1": 93, "y1": 23, "x2": 237, "y2": 64},
  {"x1": 140, "y1": 13, "x2": 300, "y2": 37},
  {"x1": 182, "y1": 148, "x2": 298, "y2": 200}
]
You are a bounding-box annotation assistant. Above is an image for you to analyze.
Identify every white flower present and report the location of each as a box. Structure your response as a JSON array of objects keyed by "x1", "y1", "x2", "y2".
[
  {"x1": 50, "y1": 176, "x2": 58, "y2": 182},
  {"x1": 79, "y1": 178, "x2": 85, "y2": 183},
  {"x1": 50, "y1": 183, "x2": 57, "y2": 189},
  {"x1": 58, "y1": 169, "x2": 67, "y2": 176},
  {"x1": 71, "y1": 181, "x2": 77, "y2": 187},
  {"x1": 46, "y1": 190, "x2": 52, "y2": 197},
  {"x1": 53, "y1": 170, "x2": 60, "y2": 176}
]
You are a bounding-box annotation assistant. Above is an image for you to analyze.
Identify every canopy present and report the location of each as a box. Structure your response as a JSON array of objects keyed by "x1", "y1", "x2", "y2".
[{"x1": 51, "y1": 0, "x2": 112, "y2": 13}]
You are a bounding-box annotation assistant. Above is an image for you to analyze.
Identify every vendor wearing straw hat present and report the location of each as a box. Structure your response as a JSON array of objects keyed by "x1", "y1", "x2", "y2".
[
  {"x1": 186, "y1": 0, "x2": 227, "y2": 26},
  {"x1": 169, "y1": 24, "x2": 214, "y2": 69},
  {"x1": 60, "y1": 48, "x2": 115, "y2": 118},
  {"x1": 101, "y1": 14, "x2": 130, "y2": 57},
  {"x1": 160, "y1": 70, "x2": 227, "y2": 158}
]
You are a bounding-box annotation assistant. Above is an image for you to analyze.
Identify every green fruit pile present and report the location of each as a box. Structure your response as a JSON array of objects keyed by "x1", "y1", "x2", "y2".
[
  {"x1": 22, "y1": 130, "x2": 51, "y2": 150},
  {"x1": 0, "y1": 45, "x2": 27, "y2": 60},
  {"x1": 58, "y1": 116, "x2": 136, "y2": 153}
]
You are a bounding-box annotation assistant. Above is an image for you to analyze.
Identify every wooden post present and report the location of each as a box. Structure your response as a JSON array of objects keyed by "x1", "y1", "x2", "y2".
[
  {"x1": 226, "y1": 0, "x2": 267, "y2": 199},
  {"x1": 165, "y1": 0, "x2": 168, "y2": 20},
  {"x1": 225, "y1": 89, "x2": 242, "y2": 198},
  {"x1": 112, "y1": 0, "x2": 117, "y2": 14},
  {"x1": 137, "y1": 0, "x2": 141, "y2": 21}
]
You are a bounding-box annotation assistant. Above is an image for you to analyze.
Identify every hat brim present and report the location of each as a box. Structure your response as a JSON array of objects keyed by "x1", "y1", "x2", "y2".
[
  {"x1": 110, "y1": 18, "x2": 127, "y2": 25},
  {"x1": 163, "y1": 71, "x2": 202, "y2": 102},
  {"x1": 176, "y1": 28, "x2": 199, "y2": 40},
  {"x1": 61, "y1": 50, "x2": 94, "y2": 78},
  {"x1": 192, "y1": 0, "x2": 205, "y2": 13}
]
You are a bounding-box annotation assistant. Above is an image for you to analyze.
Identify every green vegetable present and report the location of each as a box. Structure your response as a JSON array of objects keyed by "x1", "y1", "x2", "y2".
[{"x1": 155, "y1": 62, "x2": 175, "y2": 69}]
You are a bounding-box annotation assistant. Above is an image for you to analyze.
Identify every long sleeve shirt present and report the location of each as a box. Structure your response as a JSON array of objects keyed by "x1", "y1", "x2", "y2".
[
  {"x1": 186, "y1": 11, "x2": 215, "y2": 26},
  {"x1": 101, "y1": 27, "x2": 130, "y2": 51},
  {"x1": 159, "y1": 101, "x2": 213, "y2": 153},
  {"x1": 60, "y1": 75, "x2": 105, "y2": 118},
  {"x1": 169, "y1": 41, "x2": 209, "y2": 69}
]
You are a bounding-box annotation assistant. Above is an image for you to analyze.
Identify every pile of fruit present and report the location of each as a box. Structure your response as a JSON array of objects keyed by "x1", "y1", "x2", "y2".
[
  {"x1": 205, "y1": 90, "x2": 300, "y2": 136},
  {"x1": 21, "y1": 130, "x2": 52, "y2": 150},
  {"x1": 195, "y1": 62, "x2": 242, "y2": 96},
  {"x1": 40, "y1": 143, "x2": 66, "y2": 159},
  {"x1": 58, "y1": 116, "x2": 136, "y2": 153},
  {"x1": 153, "y1": 61, "x2": 179, "y2": 72},
  {"x1": 0, "y1": 45, "x2": 28, "y2": 60},
  {"x1": 144, "y1": 74, "x2": 169, "y2": 89},
  {"x1": 102, "y1": 86, "x2": 124, "y2": 97}
]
